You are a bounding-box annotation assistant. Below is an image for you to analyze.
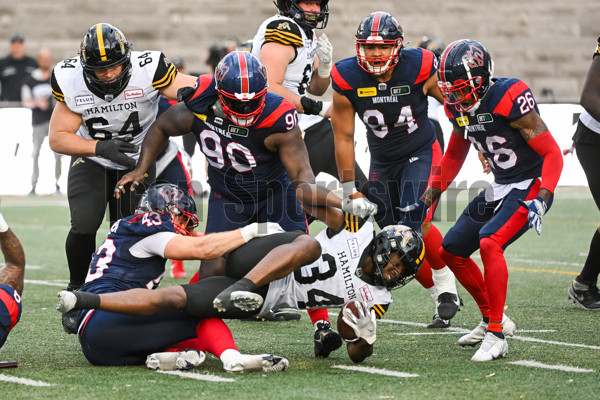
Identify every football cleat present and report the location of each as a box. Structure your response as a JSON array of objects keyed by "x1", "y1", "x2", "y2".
[
  {"x1": 471, "y1": 332, "x2": 508, "y2": 361},
  {"x1": 62, "y1": 309, "x2": 79, "y2": 334},
  {"x1": 436, "y1": 292, "x2": 462, "y2": 320},
  {"x1": 213, "y1": 290, "x2": 263, "y2": 313},
  {"x1": 223, "y1": 354, "x2": 289, "y2": 373},
  {"x1": 314, "y1": 321, "x2": 343, "y2": 358},
  {"x1": 458, "y1": 314, "x2": 516, "y2": 346},
  {"x1": 568, "y1": 280, "x2": 600, "y2": 310},
  {"x1": 426, "y1": 313, "x2": 450, "y2": 329},
  {"x1": 146, "y1": 350, "x2": 206, "y2": 371},
  {"x1": 246, "y1": 309, "x2": 302, "y2": 322},
  {"x1": 56, "y1": 290, "x2": 77, "y2": 313},
  {"x1": 170, "y1": 260, "x2": 186, "y2": 279}
]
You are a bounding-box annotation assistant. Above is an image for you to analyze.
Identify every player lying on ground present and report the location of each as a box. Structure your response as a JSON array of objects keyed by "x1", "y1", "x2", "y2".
[{"x1": 58, "y1": 201, "x2": 425, "y2": 363}]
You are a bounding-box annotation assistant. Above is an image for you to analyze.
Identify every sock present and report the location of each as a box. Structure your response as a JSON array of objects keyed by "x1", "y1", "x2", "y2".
[
  {"x1": 479, "y1": 237, "x2": 508, "y2": 324},
  {"x1": 423, "y1": 224, "x2": 445, "y2": 270},
  {"x1": 431, "y1": 266, "x2": 458, "y2": 295},
  {"x1": 74, "y1": 291, "x2": 100, "y2": 309},
  {"x1": 194, "y1": 318, "x2": 238, "y2": 358},
  {"x1": 482, "y1": 316, "x2": 490, "y2": 324},
  {"x1": 189, "y1": 270, "x2": 200, "y2": 284},
  {"x1": 426, "y1": 285, "x2": 438, "y2": 303},
  {"x1": 219, "y1": 349, "x2": 242, "y2": 366},
  {"x1": 415, "y1": 259, "x2": 434, "y2": 288},
  {"x1": 165, "y1": 338, "x2": 204, "y2": 353},
  {"x1": 578, "y1": 229, "x2": 600, "y2": 284},
  {"x1": 440, "y1": 247, "x2": 489, "y2": 317},
  {"x1": 308, "y1": 309, "x2": 330, "y2": 326},
  {"x1": 487, "y1": 322, "x2": 504, "y2": 339},
  {"x1": 65, "y1": 230, "x2": 96, "y2": 288}
]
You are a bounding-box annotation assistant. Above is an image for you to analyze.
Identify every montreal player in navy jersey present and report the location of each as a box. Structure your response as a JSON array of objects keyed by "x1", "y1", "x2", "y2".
[
  {"x1": 115, "y1": 51, "x2": 339, "y2": 275},
  {"x1": 331, "y1": 12, "x2": 460, "y2": 328},
  {"x1": 0, "y1": 212, "x2": 25, "y2": 360},
  {"x1": 63, "y1": 183, "x2": 288, "y2": 373},
  {"x1": 402, "y1": 39, "x2": 563, "y2": 361}
]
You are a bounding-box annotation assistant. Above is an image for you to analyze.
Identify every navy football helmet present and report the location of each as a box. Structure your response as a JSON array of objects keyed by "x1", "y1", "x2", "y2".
[
  {"x1": 355, "y1": 12, "x2": 404, "y2": 75},
  {"x1": 80, "y1": 23, "x2": 132, "y2": 101},
  {"x1": 135, "y1": 183, "x2": 199, "y2": 236},
  {"x1": 215, "y1": 51, "x2": 268, "y2": 127},
  {"x1": 369, "y1": 225, "x2": 424, "y2": 290},
  {"x1": 437, "y1": 39, "x2": 494, "y2": 113},
  {"x1": 275, "y1": 0, "x2": 329, "y2": 30}
]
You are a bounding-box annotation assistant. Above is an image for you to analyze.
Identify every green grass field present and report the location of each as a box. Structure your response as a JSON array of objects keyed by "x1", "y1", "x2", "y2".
[{"x1": 0, "y1": 187, "x2": 599, "y2": 400}]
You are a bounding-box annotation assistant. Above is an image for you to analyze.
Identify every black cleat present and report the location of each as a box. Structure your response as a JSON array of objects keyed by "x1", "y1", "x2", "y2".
[
  {"x1": 244, "y1": 309, "x2": 302, "y2": 322},
  {"x1": 437, "y1": 292, "x2": 462, "y2": 320},
  {"x1": 568, "y1": 280, "x2": 600, "y2": 310},
  {"x1": 426, "y1": 313, "x2": 450, "y2": 329},
  {"x1": 62, "y1": 309, "x2": 79, "y2": 334},
  {"x1": 314, "y1": 321, "x2": 342, "y2": 358}
]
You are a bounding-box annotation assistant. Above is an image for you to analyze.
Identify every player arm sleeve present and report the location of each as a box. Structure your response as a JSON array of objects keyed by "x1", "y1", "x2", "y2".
[
  {"x1": 50, "y1": 70, "x2": 64, "y2": 102},
  {"x1": 527, "y1": 131, "x2": 563, "y2": 193},
  {"x1": 129, "y1": 232, "x2": 177, "y2": 258},
  {"x1": 431, "y1": 132, "x2": 471, "y2": 191},
  {"x1": 264, "y1": 19, "x2": 304, "y2": 48},
  {"x1": 370, "y1": 303, "x2": 389, "y2": 319},
  {"x1": 152, "y1": 53, "x2": 178, "y2": 90}
]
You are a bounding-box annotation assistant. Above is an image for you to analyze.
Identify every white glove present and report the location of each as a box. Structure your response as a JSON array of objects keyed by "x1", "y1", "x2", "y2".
[
  {"x1": 518, "y1": 197, "x2": 547, "y2": 235},
  {"x1": 342, "y1": 197, "x2": 378, "y2": 219},
  {"x1": 342, "y1": 301, "x2": 377, "y2": 345},
  {"x1": 316, "y1": 33, "x2": 333, "y2": 78},
  {"x1": 0, "y1": 213, "x2": 8, "y2": 233},
  {"x1": 240, "y1": 222, "x2": 285, "y2": 242}
]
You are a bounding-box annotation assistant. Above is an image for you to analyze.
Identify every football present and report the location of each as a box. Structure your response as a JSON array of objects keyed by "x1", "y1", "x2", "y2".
[{"x1": 337, "y1": 301, "x2": 359, "y2": 341}]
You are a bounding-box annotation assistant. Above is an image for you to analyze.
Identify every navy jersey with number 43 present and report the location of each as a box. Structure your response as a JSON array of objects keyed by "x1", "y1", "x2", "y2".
[
  {"x1": 444, "y1": 77, "x2": 543, "y2": 184},
  {"x1": 331, "y1": 48, "x2": 438, "y2": 164},
  {"x1": 184, "y1": 75, "x2": 299, "y2": 202},
  {"x1": 80, "y1": 212, "x2": 175, "y2": 295}
]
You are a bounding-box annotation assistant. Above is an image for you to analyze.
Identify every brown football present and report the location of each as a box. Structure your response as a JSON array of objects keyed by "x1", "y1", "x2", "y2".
[{"x1": 337, "y1": 301, "x2": 359, "y2": 341}]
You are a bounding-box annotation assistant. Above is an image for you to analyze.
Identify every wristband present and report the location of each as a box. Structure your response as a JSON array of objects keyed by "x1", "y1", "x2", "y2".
[
  {"x1": 341, "y1": 181, "x2": 357, "y2": 198},
  {"x1": 240, "y1": 223, "x2": 256, "y2": 242},
  {"x1": 300, "y1": 96, "x2": 323, "y2": 116},
  {"x1": 318, "y1": 101, "x2": 331, "y2": 118},
  {"x1": 0, "y1": 213, "x2": 8, "y2": 233}
]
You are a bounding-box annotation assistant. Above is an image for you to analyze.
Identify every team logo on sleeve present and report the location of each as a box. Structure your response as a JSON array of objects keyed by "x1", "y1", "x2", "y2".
[
  {"x1": 277, "y1": 22, "x2": 291, "y2": 31},
  {"x1": 357, "y1": 87, "x2": 377, "y2": 97}
]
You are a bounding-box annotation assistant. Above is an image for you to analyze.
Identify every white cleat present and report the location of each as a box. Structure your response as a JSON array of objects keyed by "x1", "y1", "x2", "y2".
[
  {"x1": 56, "y1": 290, "x2": 77, "y2": 313},
  {"x1": 213, "y1": 291, "x2": 263, "y2": 313},
  {"x1": 458, "y1": 314, "x2": 515, "y2": 346},
  {"x1": 146, "y1": 350, "x2": 206, "y2": 371},
  {"x1": 471, "y1": 332, "x2": 508, "y2": 362},
  {"x1": 223, "y1": 354, "x2": 289, "y2": 373}
]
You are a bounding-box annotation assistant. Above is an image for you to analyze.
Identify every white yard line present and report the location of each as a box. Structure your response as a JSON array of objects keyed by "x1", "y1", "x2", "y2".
[
  {"x1": 24, "y1": 279, "x2": 68, "y2": 287},
  {"x1": 508, "y1": 360, "x2": 595, "y2": 373},
  {"x1": 156, "y1": 370, "x2": 235, "y2": 382},
  {"x1": 0, "y1": 373, "x2": 56, "y2": 387},
  {"x1": 332, "y1": 365, "x2": 419, "y2": 378}
]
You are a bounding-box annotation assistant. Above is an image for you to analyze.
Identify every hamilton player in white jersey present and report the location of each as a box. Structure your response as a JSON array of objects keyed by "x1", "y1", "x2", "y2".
[{"x1": 48, "y1": 23, "x2": 197, "y2": 334}]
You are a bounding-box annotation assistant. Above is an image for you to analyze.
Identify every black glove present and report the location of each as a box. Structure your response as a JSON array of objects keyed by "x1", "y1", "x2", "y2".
[
  {"x1": 95, "y1": 139, "x2": 139, "y2": 169},
  {"x1": 177, "y1": 86, "x2": 196, "y2": 103}
]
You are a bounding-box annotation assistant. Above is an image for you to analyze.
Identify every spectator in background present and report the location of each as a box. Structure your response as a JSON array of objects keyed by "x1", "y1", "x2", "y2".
[
  {"x1": 22, "y1": 47, "x2": 62, "y2": 195},
  {"x1": 0, "y1": 33, "x2": 37, "y2": 104},
  {"x1": 567, "y1": 36, "x2": 600, "y2": 310}
]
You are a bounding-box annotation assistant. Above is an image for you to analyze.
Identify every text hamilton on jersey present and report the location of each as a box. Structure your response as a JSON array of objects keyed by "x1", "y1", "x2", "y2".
[{"x1": 338, "y1": 250, "x2": 357, "y2": 301}]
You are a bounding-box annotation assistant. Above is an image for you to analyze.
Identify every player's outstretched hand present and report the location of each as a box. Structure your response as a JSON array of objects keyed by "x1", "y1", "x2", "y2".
[
  {"x1": 240, "y1": 222, "x2": 285, "y2": 242},
  {"x1": 342, "y1": 301, "x2": 377, "y2": 345},
  {"x1": 113, "y1": 169, "x2": 147, "y2": 199},
  {"x1": 341, "y1": 194, "x2": 378, "y2": 219},
  {"x1": 518, "y1": 197, "x2": 546, "y2": 235}
]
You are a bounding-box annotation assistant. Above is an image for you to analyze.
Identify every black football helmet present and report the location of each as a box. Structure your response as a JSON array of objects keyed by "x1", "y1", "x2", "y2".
[
  {"x1": 275, "y1": 0, "x2": 329, "y2": 30},
  {"x1": 80, "y1": 23, "x2": 132, "y2": 101},
  {"x1": 135, "y1": 183, "x2": 199, "y2": 236},
  {"x1": 417, "y1": 35, "x2": 445, "y2": 59},
  {"x1": 355, "y1": 12, "x2": 404, "y2": 75},
  {"x1": 437, "y1": 39, "x2": 494, "y2": 113},
  {"x1": 214, "y1": 51, "x2": 268, "y2": 127},
  {"x1": 369, "y1": 225, "x2": 424, "y2": 290}
]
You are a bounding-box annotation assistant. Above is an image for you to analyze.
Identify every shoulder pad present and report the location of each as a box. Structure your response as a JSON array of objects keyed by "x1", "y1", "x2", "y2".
[{"x1": 265, "y1": 18, "x2": 303, "y2": 48}]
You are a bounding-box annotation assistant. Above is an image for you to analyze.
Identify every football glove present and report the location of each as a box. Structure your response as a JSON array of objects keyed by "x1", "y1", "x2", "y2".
[
  {"x1": 240, "y1": 222, "x2": 285, "y2": 242},
  {"x1": 518, "y1": 196, "x2": 546, "y2": 235},
  {"x1": 396, "y1": 200, "x2": 428, "y2": 232},
  {"x1": 341, "y1": 196, "x2": 378, "y2": 219},
  {"x1": 342, "y1": 301, "x2": 377, "y2": 345},
  {"x1": 95, "y1": 139, "x2": 138, "y2": 169},
  {"x1": 316, "y1": 34, "x2": 333, "y2": 78}
]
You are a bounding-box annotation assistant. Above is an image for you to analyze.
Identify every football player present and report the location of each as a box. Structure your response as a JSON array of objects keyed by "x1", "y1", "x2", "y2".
[
  {"x1": 48, "y1": 23, "x2": 198, "y2": 333},
  {"x1": 401, "y1": 39, "x2": 563, "y2": 361},
  {"x1": 251, "y1": 0, "x2": 370, "y2": 356},
  {"x1": 58, "y1": 202, "x2": 424, "y2": 364},
  {"x1": 0, "y1": 212, "x2": 25, "y2": 352},
  {"x1": 568, "y1": 36, "x2": 600, "y2": 310},
  {"x1": 54, "y1": 183, "x2": 288, "y2": 372},
  {"x1": 331, "y1": 12, "x2": 460, "y2": 328}
]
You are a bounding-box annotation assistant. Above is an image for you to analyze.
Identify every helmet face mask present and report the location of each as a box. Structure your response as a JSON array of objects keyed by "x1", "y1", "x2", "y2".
[
  {"x1": 135, "y1": 183, "x2": 199, "y2": 236},
  {"x1": 355, "y1": 12, "x2": 404, "y2": 75},
  {"x1": 437, "y1": 39, "x2": 494, "y2": 113},
  {"x1": 275, "y1": 0, "x2": 329, "y2": 30},
  {"x1": 370, "y1": 225, "x2": 424, "y2": 290},
  {"x1": 215, "y1": 51, "x2": 268, "y2": 127}
]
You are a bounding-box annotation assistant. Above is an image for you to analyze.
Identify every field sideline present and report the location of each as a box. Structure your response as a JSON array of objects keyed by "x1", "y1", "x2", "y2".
[{"x1": 0, "y1": 187, "x2": 598, "y2": 400}]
